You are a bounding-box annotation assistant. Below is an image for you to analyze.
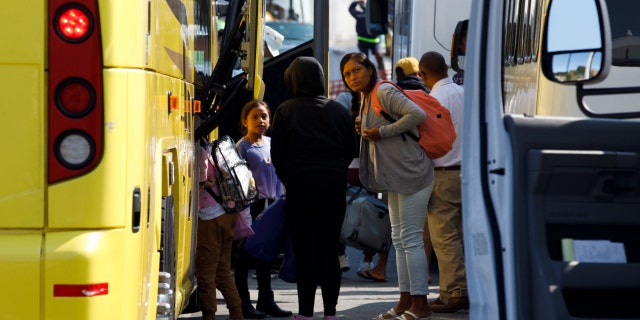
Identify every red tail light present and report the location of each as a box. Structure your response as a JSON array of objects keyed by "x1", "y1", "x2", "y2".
[
  {"x1": 56, "y1": 78, "x2": 96, "y2": 117},
  {"x1": 48, "y1": 0, "x2": 103, "y2": 183},
  {"x1": 56, "y1": 7, "x2": 92, "y2": 41}
]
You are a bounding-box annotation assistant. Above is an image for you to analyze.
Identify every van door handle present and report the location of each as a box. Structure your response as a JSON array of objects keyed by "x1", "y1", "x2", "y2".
[{"x1": 593, "y1": 172, "x2": 636, "y2": 198}]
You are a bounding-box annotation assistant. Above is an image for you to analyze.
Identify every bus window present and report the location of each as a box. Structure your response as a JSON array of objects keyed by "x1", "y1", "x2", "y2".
[
  {"x1": 265, "y1": 0, "x2": 314, "y2": 55},
  {"x1": 265, "y1": 21, "x2": 313, "y2": 54}
]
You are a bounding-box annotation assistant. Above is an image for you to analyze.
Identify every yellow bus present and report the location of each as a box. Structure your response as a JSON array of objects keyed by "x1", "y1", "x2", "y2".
[{"x1": 0, "y1": 0, "x2": 261, "y2": 318}]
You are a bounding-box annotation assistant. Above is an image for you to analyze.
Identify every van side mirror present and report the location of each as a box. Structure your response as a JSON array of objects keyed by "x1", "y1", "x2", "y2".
[{"x1": 541, "y1": 0, "x2": 611, "y2": 83}]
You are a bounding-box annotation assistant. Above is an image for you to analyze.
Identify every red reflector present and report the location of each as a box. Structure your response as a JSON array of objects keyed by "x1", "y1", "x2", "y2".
[
  {"x1": 54, "y1": 283, "x2": 108, "y2": 297},
  {"x1": 193, "y1": 100, "x2": 201, "y2": 113},
  {"x1": 58, "y1": 8, "x2": 90, "y2": 39}
]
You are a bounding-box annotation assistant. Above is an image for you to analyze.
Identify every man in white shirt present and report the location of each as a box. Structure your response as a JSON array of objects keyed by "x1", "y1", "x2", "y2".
[{"x1": 418, "y1": 51, "x2": 469, "y2": 313}]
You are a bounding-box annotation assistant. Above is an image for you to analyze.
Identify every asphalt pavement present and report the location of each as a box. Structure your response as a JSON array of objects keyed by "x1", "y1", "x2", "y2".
[{"x1": 178, "y1": 245, "x2": 469, "y2": 320}]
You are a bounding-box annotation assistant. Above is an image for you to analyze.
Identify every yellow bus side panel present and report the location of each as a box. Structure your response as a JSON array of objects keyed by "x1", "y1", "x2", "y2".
[
  {"x1": 0, "y1": 65, "x2": 45, "y2": 228},
  {"x1": 99, "y1": 0, "x2": 148, "y2": 69},
  {"x1": 0, "y1": 0, "x2": 45, "y2": 228},
  {"x1": 0, "y1": 233, "x2": 41, "y2": 319},
  {"x1": 503, "y1": 62, "x2": 539, "y2": 115},
  {"x1": 153, "y1": 73, "x2": 197, "y2": 310},
  {"x1": 100, "y1": 0, "x2": 194, "y2": 81},
  {"x1": 0, "y1": 0, "x2": 45, "y2": 64},
  {"x1": 43, "y1": 230, "x2": 147, "y2": 319}
]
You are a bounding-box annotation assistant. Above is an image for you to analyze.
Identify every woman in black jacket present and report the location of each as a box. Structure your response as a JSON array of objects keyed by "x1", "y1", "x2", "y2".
[{"x1": 271, "y1": 57, "x2": 357, "y2": 320}]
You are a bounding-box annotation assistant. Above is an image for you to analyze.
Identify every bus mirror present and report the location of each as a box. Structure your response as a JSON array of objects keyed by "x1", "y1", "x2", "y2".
[
  {"x1": 451, "y1": 20, "x2": 469, "y2": 72},
  {"x1": 542, "y1": 0, "x2": 611, "y2": 83}
]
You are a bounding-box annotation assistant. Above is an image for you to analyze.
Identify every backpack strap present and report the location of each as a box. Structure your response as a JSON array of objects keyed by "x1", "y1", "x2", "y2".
[
  {"x1": 378, "y1": 110, "x2": 409, "y2": 142},
  {"x1": 347, "y1": 185, "x2": 365, "y2": 204},
  {"x1": 204, "y1": 143, "x2": 225, "y2": 205},
  {"x1": 204, "y1": 186, "x2": 224, "y2": 205},
  {"x1": 370, "y1": 80, "x2": 420, "y2": 143}
]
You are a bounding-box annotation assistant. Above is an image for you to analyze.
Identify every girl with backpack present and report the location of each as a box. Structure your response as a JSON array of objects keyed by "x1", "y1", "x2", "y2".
[
  {"x1": 233, "y1": 99, "x2": 291, "y2": 319},
  {"x1": 195, "y1": 140, "x2": 244, "y2": 320}
]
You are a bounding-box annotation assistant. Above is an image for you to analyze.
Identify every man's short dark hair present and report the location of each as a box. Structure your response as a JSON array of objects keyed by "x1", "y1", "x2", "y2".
[{"x1": 419, "y1": 51, "x2": 448, "y2": 76}]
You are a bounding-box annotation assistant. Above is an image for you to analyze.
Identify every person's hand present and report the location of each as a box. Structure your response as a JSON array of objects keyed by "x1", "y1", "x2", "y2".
[
  {"x1": 355, "y1": 116, "x2": 362, "y2": 135},
  {"x1": 362, "y1": 127, "x2": 382, "y2": 141}
]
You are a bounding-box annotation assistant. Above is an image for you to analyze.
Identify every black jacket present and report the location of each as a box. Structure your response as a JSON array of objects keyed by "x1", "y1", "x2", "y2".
[
  {"x1": 349, "y1": 1, "x2": 376, "y2": 39},
  {"x1": 396, "y1": 75, "x2": 430, "y2": 92},
  {"x1": 271, "y1": 57, "x2": 357, "y2": 185}
]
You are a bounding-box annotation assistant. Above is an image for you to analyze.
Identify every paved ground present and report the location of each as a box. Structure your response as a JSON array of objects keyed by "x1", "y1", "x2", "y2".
[{"x1": 178, "y1": 245, "x2": 469, "y2": 320}]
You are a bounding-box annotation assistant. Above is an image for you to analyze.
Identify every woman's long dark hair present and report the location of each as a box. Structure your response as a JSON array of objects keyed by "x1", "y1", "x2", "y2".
[
  {"x1": 349, "y1": 90, "x2": 361, "y2": 121},
  {"x1": 339, "y1": 52, "x2": 378, "y2": 94}
]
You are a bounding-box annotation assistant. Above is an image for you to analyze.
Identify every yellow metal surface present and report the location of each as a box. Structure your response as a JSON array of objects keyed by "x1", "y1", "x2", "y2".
[
  {"x1": 0, "y1": 0, "x2": 46, "y2": 229},
  {"x1": 0, "y1": 0, "x2": 45, "y2": 64},
  {"x1": 100, "y1": 0, "x2": 195, "y2": 80},
  {"x1": 0, "y1": 65, "x2": 45, "y2": 228},
  {"x1": 43, "y1": 230, "x2": 144, "y2": 319},
  {"x1": 0, "y1": 233, "x2": 42, "y2": 319}
]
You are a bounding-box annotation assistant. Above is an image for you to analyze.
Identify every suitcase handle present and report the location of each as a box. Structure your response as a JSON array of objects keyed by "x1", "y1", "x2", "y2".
[{"x1": 347, "y1": 185, "x2": 365, "y2": 204}]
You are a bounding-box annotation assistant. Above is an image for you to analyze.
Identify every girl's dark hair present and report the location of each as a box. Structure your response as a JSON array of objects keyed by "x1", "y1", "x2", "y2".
[
  {"x1": 239, "y1": 99, "x2": 270, "y2": 135},
  {"x1": 339, "y1": 52, "x2": 378, "y2": 94},
  {"x1": 349, "y1": 90, "x2": 361, "y2": 121}
]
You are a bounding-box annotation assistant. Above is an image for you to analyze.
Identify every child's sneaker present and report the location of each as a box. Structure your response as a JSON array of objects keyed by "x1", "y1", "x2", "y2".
[{"x1": 338, "y1": 254, "x2": 350, "y2": 272}]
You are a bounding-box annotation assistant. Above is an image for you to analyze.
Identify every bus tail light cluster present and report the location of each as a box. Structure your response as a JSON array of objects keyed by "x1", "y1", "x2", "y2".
[{"x1": 48, "y1": 0, "x2": 103, "y2": 183}]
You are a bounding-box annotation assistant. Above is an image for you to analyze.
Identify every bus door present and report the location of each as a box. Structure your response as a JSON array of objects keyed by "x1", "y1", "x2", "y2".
[{"x1": 463, "y1": 0, "x2": 640, "y2": 319}]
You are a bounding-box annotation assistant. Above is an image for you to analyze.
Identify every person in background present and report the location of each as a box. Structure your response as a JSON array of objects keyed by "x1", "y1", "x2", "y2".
[
  {"x1": 195, "y1": 140, "x2": 245, "y2": 320},
  {"x1": 271, "y1": 56, "x2": 357, "y2": 320},
  {"x1": 341, "y1": 51, "x2": 434, "y2": 320},
  {"x1": 349, "y1": 0, "x2": 387, "y2": 80},
  {"x1": 394, "y1": 57, "x2": 434, "y2": 284},
  {"x1": 452, "y1": 19, "x2": 469, "y2": 86},
  {"x1": 234, "y1": 100, "x2": 292, "y2": 319},
  {"x1": 394, "y1": 57, "x2": 430, "y2": 92},
  {"x1": 418, "y1": 51, "x2": 469, "y2": 313}
]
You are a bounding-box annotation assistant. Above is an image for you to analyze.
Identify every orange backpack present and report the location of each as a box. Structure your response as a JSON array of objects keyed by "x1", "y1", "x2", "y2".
[{"x1": 370, "y1": 80, "x2": 456, "y2": 159}]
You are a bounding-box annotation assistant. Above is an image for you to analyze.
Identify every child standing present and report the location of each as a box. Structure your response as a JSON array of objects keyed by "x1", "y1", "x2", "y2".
[
  {"x1": 195, "y1": 140, "x2": 244, "y2": 320},
  {"x1": 234, "y1": 100, "x2": 291, "y2": 319}
]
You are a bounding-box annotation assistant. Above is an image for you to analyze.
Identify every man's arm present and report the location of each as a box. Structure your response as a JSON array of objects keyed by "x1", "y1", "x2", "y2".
[{"x1": 349, "y1": 1, "x2": 363, "y2": 18}]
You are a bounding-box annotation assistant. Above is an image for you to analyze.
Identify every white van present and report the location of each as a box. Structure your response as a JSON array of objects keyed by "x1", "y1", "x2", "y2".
[{"x1": 459, "y1": 0, "x2": 640, "y2": 319}]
